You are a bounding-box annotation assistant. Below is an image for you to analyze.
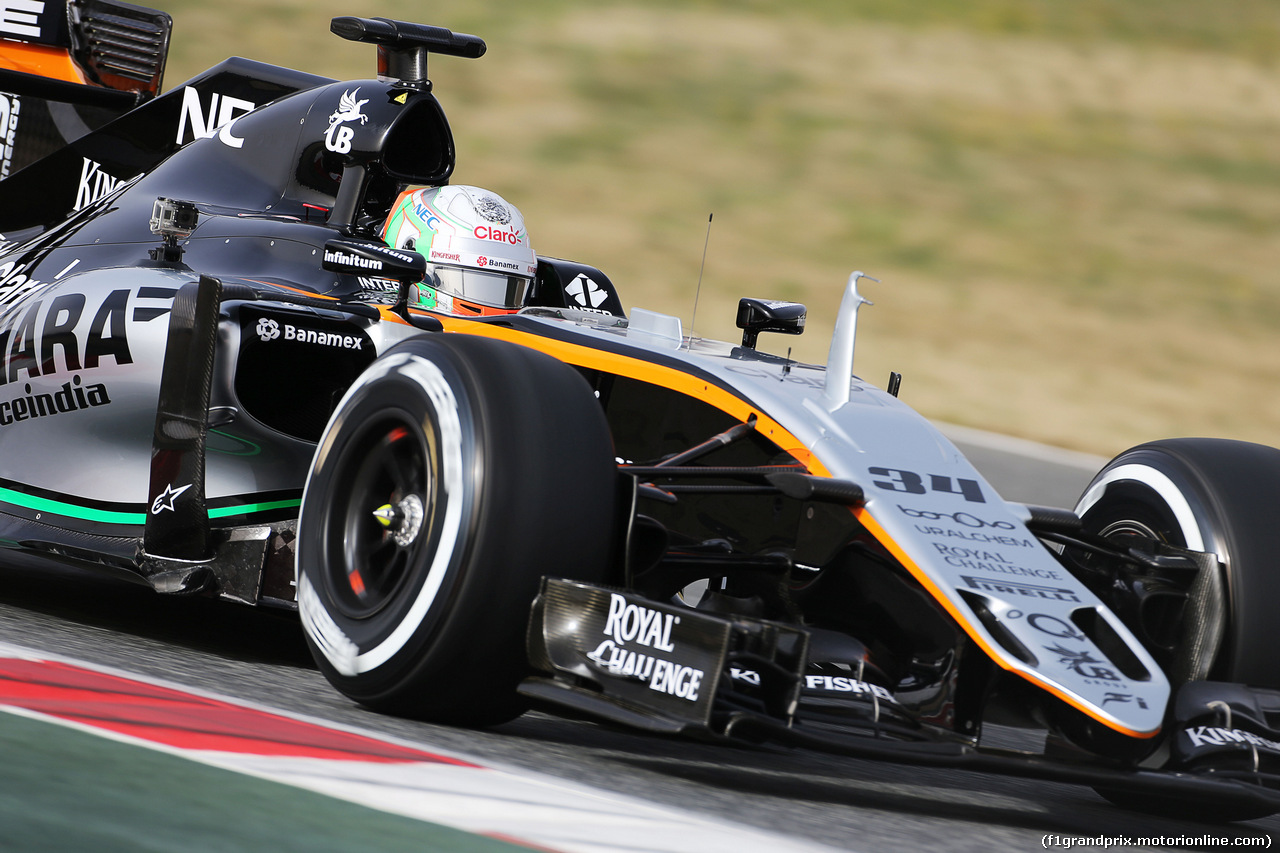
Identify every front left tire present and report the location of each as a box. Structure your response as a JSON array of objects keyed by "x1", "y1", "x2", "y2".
[{"x1": 297, "y1": 333, "x2": 621, "y2": 725}]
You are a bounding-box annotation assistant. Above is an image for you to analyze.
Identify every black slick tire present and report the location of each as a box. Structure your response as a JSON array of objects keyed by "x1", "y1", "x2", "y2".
[
  {"x1": 1076, "y1": 437, "x2": 1280, "y2": 688},
  {"x1": 1077, "y1": 437, "x2": 1280, "y2": 821},
  {"x1": 297, "y1": 333, "x2": 619, "y2": 725}
]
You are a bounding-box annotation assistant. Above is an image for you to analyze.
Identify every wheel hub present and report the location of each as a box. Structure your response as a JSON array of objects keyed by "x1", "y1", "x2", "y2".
[{"x1": 374, "y1": 494, "x2": 425, "y2": 547}]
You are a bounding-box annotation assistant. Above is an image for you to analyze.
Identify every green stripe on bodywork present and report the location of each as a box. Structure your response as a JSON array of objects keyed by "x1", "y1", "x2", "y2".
[
  {"x1": 208, "y1": 499, "x2": 302, "y2": 519},
  {"x1": 0, "y1": 486, "x2": 146, "y2": 525},
  {"x1": 0, "y1": 489, "x2": 300, "y2": 526}
]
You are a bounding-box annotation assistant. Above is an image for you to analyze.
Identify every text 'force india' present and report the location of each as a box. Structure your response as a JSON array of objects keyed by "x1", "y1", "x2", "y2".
[{"x1": 2, "y1": 2, "x2": 1280, "y2": 822}]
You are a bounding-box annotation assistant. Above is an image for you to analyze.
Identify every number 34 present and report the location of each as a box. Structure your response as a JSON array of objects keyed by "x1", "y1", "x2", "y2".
[{"x1": 868, "y1": 467, "x2": 985, "y2": 504}]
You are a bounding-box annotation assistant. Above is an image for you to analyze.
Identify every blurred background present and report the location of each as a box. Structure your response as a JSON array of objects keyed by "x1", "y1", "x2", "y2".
[{"x1": 161, "y1": 0, "x2": 1280, "y2": 457}]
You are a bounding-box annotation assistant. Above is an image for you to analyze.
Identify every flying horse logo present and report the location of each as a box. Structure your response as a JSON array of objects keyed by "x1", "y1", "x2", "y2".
[{"x1": 324, "y1": 89, "x2": 369, "y2": 154}]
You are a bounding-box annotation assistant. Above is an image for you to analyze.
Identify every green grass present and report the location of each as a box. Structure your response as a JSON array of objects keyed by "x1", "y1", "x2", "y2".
[
  {"x1": 156, "y1": 0, "x2": 1280, "y2": 455},
  {"x1": 657, "y1": 0, "x2": 1280, "y2": 59}
]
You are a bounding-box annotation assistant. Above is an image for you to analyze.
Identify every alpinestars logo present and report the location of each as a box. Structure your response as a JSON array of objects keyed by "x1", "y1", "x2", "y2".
[
  {"x1": 566, "y1": 274, "x2": 607, "y2": 309},
  {"x1": 256, "y1": 318, "x2": 280, "y2": 341},
  {"x1": 151, "y1": 482, "x2": 192, "y2": 515},
  {"x1": 325, "y1": 89, "x2": 369, "y2": 155}
]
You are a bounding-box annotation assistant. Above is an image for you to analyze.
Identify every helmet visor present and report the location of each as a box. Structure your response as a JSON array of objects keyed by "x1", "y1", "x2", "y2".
[{"x1": 428, "y1": 264, "x2": 532, "y2": 310}]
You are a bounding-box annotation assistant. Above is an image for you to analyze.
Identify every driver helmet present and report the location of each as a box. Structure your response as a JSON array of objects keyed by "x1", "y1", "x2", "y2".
[{"x1": 381, "y1": 185, "x2": 538, "y2": 316}]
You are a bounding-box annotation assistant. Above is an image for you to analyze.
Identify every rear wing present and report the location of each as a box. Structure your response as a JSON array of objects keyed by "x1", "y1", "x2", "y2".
[{"x1": 0, "y1": 0, "x2": 171, "y2": 177}]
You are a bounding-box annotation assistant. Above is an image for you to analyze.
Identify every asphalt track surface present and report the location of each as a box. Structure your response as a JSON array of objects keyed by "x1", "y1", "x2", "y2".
[{"x1": 1, "y1": 430, "x2": 1277, "y2": 852}]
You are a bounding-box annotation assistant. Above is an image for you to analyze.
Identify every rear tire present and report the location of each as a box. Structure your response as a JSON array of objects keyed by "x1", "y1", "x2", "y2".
[{"x1": 297, "y1": 333, "x2": 620, "y2": 725}]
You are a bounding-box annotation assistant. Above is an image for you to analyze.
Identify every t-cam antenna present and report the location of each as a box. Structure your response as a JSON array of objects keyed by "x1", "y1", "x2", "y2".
[{"x1": 688, "y1": 213, "x2": 712, "y2": 347}]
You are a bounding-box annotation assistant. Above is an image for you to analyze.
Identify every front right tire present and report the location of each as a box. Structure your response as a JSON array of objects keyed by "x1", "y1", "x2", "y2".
[
  {"x1": 1076, "y1": 437, "x2": 1280, "y2": 821},
  {"x1": 1076, "y1": 438, "x2": 1280, "y2": 689}
]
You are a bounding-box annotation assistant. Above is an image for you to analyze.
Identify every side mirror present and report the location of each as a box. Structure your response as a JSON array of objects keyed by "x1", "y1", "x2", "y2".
[
  {"x1": 736, "y1": 297, "x2": 805, "y2": 349},
  {"x1": 322, "y1": 238, "x2": 425, "y2": 284},
  {"x1": 323, "y1": 239, "x2": 428, "y2": 322}
]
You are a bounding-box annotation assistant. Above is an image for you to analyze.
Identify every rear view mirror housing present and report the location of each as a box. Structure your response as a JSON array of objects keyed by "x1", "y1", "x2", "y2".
[{"x1": 736, "y1": 297, "x2": 806, "y2": 349}]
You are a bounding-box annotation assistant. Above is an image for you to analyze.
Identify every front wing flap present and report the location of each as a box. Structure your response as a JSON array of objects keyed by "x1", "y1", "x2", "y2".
[{"x1": 524, "y1": 578, "x2": 808, "y2": 736}]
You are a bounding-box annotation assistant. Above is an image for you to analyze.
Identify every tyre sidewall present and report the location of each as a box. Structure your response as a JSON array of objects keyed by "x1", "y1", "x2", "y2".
[
  {"x1": 299, "y1": 345, "x2": 481, "y2": 699},
  {"x1": 298, "y1": 333, "x2": 620, "y2": 720}
]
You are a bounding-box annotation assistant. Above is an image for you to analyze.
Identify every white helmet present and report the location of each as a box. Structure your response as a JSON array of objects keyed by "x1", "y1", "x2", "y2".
[{"x1": 381, "y1": 185, "x2": 538, "y2": 316}]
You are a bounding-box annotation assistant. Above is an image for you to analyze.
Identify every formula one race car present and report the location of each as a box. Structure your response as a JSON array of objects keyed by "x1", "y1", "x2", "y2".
[{"x1": 3, "y1": 1, "x2": 1280, "y2": 822}]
